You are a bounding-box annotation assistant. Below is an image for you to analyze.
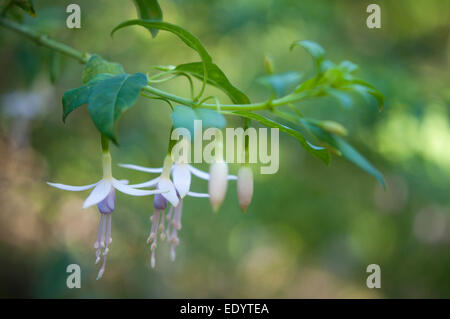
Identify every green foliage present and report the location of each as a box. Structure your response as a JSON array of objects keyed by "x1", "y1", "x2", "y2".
[
  {"x1": 171, "y1": 105, "x2": 226, "y2": 138},
  {"x1": 292, "y1": 40, "x2": 384, "y2": 110},
  {"x1": 272, "y1": 109, "x2": 384, "y2": 186},
  {"x1": 112, "y1": 20, "x2": 212, "y2": 64},
  {"x1": 82, "y1": 55, "x2": 124, "y2": 84},
  {"x1": 3, "y1": 0, "x2": 36, "y2": 17},
  {"x1": 62, "y1": 72, "x2": 147, "y2": 144},
  {"x1": 175, "y1": 62, "x2": 250, "y2": 104},
  {"x1": 62, "y1": 73, "x2": 113, "y2": 122},
  {"x1": 303, "y1": 119, "x2": 385, "y2": 187},
  {"x1": 87, "y1": 73, "x2": 148, "y2": 143},
  {"x1": 258, "y1": 71, "x2": 302, "y2": 97},
  {"x1": 231, "y1": 111, "x2": 331, "y2": 165},
  {"x1": 131, "y1": 0, "x2": 163, "y2": 38},
  {"x1": 291, "y1": 40, "x2": 325, "y2": 71},
  {"x1": 112, "y1": 20, "x2": 213, "y2": 96}
]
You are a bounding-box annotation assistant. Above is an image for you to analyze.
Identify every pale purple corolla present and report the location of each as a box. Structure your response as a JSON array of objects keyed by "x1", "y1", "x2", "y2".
[{"x1": 47, "y1": 152, "x2": 164, "y2": 279}]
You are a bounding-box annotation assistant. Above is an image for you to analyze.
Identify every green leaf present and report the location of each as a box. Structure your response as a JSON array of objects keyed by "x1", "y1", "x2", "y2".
[
  {"x1": 112, "y1": 20, "x2": 212, "y2": 89},
  {"x1": 291, "y1": 40, "x2": 325, "y2": 71},
  {"x1": 171, "y1": 105, "x2": 226, "y2": 138},
  {"x1": 175, "y1": 62, "x2": 250, "y2": 104},
  {"x1": 301, "y1": 120, "x2": 385, "y2": 187},
  {"x1": 88, "y1": 73, "x2": 148, "y2": 143},
  {"x1": 82, "y1": 55, "x2": 125, "y2": 84},
  {"x1": 326, "y1": 88, "x2": 353, "y2": 108},
  {"x1": 231, "y1": 111, "x2": 330, "y2": 165},
  {"x1": 10, "y1": 0, "x2": 36, "y2": 17},
  {"x1": 131, "y1": 0, "x2": 162, "y2": 38},
  {"x1": 258, "y1": 71, "x2": 302, "y2": 97},
  {"x1": 112, "y1": 20, "x2": 212, "y2": 64},
  {"x1": 339, "y1": 60, "x2": 358, "y2": 74},
  {"x1": 349, "y1": 79, "x2": 384, "y2": 111},
  {"x1": 62, "y1": 73, "x2": 113, "y2": 122}
]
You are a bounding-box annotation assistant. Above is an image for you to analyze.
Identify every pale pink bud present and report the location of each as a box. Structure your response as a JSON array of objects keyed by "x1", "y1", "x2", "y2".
[
  {"x1": 237, "y1": 166, "x2": 253, "y2": 212},
  {"x1": 208, "y1": 161, "x2": 228, "y2": 211}
]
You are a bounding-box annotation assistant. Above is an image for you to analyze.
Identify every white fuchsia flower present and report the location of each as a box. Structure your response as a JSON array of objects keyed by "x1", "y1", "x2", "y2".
[
  {"x1": 120, "y1": 155, "x2": 237, "y2": 266},
  {"x1": 47, "y1": 152, "x2": 164, "y2": 279}
]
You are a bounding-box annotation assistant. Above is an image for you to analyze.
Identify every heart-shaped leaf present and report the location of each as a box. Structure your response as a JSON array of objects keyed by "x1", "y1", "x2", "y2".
[{"x1": 88, "y1": 72, "x2": 148, "y2": 143}]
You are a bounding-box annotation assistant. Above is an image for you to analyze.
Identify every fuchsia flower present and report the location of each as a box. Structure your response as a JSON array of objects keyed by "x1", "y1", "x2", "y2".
[
  {"x1": 47, "y1": 152, "x2": 164, "y2": 279},
  {"x1": 120, "y1": 155, "x2": 237, "y2": 267}
]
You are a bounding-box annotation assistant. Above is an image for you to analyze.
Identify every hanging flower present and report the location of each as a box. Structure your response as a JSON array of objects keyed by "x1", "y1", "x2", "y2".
[
  {"x1": 119, "y1": 155, "x2": 236, "y2": 266},
  {"x1": 47, "y1": 151, "x2": 164, "y2": 279}
]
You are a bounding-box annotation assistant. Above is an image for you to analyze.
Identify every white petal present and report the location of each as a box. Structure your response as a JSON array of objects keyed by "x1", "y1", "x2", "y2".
[
  {"x1": 112, "y1": 179, "x2": 163, "y2": 196},
  {"x1": 227, "y1": 175, "x2": 238, "y2": 180},
  {"x1": 127, "y1": 177, "x2": 160, "y2": 188},
  {"x1": 188, "y1": 165, "x2": 210, "y2": 180},
  {"x1": 83, "y1": 180, "x2": 113, "y2": 209},
  {"x1": 187, "y1": 191, "x2": 209, "y2": 198},
  {"x1": 172, "y1": 164, "x2": 191, "y2": 198},
  {"x1": 158, "y1": 178, "x2": 179, "y2": 207},
  {"x1": 119, "y1": 164, "x2": 163, "y2": 173},
  {"x1": 47, "y1": 181, "x2": 98, "y2": 191}
]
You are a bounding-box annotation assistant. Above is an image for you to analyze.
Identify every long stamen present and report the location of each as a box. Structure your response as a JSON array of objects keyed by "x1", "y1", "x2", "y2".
[
  {"x1": 103, "y1": 214, "x2": 112, "y2": 256},
  {"x1": 94, "y1": 214, "x2": 105, "y2": 264},
  {"x1": 95, "y1": 189, "x2": 115, "y2": 279},
  {"x1": 96, "y1": 254, "x2": 107, "y2": 280},
  {"x1": 165, "y1": 206, "x2": 174, "y2": 239},
  {"x1": 159, "y1": 211, "x2": 166, "y2": 241},
  {"x1": 99, "y1": 213, "x2": 107, "y2": 248},
  {"x1": 168, "y1": 200, "x2": 183, "y2": 261}
]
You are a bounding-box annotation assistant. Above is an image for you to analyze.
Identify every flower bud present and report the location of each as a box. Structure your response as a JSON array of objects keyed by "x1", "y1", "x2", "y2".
[
  {"x1": 208, "y1": 161, "x2": 228, "y2": 211},
  {"x1": 264, "y1": 55, "x2": 274, "y2": 74},
  {"x1": 97, "y1": 188, "x2": 115, "y2": 214},
  {"x1": 237, "y1": 166, "x2": 253, "y2": 212},
  {"x1": 320, "y1": 121, "x2": 347, "y2": 136}
]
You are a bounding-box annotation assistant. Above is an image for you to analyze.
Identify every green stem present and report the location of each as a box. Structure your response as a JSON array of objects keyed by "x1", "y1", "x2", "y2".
[
  {"x1": 0, "y1": 17, "x2": 90, "y2": 64},
  {"x1": 101, "y1": 135, "x2": 109, "y2": 152},
  {"x1": 0, "y1": 17, "x2": 312, "y2": 111}
]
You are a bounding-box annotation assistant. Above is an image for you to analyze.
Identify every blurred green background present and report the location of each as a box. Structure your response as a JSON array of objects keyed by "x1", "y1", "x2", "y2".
[{"x1": 0, "y1": 0, "x2": 449, "y2": 298}]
